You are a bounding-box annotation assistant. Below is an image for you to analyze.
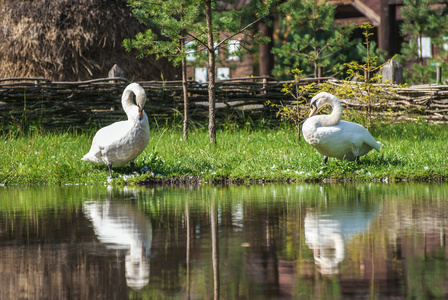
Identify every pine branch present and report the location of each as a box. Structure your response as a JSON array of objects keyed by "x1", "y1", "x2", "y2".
[{"x1": 215, "y1": 17, "x2": 265, "y2": 49}]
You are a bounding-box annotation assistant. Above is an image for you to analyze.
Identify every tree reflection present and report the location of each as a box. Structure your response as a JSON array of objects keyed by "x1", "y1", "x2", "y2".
[
  {"x1": 210, "y1": 198, "x2": 220, "y2": 300},
  {"x1": 3, "y1": 183, "x2": 448, "y2": 299}
]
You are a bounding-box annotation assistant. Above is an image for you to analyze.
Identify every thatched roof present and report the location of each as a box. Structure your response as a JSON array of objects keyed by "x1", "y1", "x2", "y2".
[{"x1": 0, "y1": 0, "x2": 179, "y2": 81}]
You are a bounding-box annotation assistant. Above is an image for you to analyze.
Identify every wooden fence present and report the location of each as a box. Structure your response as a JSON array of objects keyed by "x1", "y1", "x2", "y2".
[
  {"x1": 0, "y1": 76, "x2": 297, "y2": 128},
  {"x1": 0, "y1": 78, "x2": 129, "y2": 128},
  {"x1": 325, "y1": 80, "x2": 448, "y2": 124},
  {"x1": 1, "y1": 76, "x2": 448, "y2": 129}
]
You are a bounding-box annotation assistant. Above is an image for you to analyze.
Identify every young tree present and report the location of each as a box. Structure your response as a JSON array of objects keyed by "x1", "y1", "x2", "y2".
[
  {"x1": 272, "y1": 0, "x2": 354, "y2": 79},
  {"x1": 321, "y1": 23, "x2": 403, "y2": 129},
  {"x1": 124, "y1": 0, "x2": 276, "y2": 144},
  {"x1": 267, "y1": 69, "x2": 317, "y2": 140},
  {"x1": 188, "y1": 0, "x2": 275, "y2": 144},
  {"x1": 123, "y1": 0, "x2": 199, "y2": 141},
  {"x1": 398, "y1": 0, "x2": 448, "y2": 84}
]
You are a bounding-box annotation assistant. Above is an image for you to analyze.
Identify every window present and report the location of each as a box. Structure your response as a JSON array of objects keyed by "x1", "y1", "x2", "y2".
[
  {"x1": 195, "y1": 68, "x2": 207, "y2": 83},
  {"x1": 228, "y1": 40, "x2": 241, "y2": 61},
  {"x1": 217, "y1": 68, "x2": 230, "y2": 80},
  {"x1": 185, "y1": 41, "x2": 196, "y2": 61},
  {"x1": 417, "y1": 37, "x2": 432, "y2": 58},
  {"x1": 206, "y1": 41, "x2": 219, "y2": 57}
]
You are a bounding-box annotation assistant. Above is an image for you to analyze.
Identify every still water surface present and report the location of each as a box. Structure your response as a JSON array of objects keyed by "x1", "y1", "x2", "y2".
[{"x1": 1, "y1": 183, "x2": 448, "y2": 299}]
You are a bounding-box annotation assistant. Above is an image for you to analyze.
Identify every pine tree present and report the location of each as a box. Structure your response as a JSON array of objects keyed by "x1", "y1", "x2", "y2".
[
  {"x1": 398, "y1": 0, "x2": 448, "y2": 84},
  {"x1": 315, "y1": 23, "x2": 403, "y2": 130},
  {"x1": 272, "y1": 0, "x2": 354, "y2": 79},
  {"x1": 124, "y1": 0, "x2": 276, "y2": 144},
  {"x1": 123, "y1": 0, "x2": 199, "y2": 141}
]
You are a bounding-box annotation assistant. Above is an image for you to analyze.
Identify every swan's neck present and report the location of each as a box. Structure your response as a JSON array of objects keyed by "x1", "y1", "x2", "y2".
[
  {"x1": 320, "y1": 97, "x2": 342, "y2": 126},
  {"x1": 121, "y1": 85, "x2": 146, "y2": 120},
  {"x1": 122, "y1": 89, "x2": 137, "y2": 111}
]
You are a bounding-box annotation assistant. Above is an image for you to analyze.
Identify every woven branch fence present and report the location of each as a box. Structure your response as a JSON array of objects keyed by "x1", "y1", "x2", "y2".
[
  {"x1": 325, "y1": 80, "x2": 448, "y2": 124},
  {"x1": 1, "y1": 76, "x2": 448, "y2": 129}
]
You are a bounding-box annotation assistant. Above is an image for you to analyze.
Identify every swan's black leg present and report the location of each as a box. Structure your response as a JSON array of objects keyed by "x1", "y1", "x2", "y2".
[
  {"x1": 355, "y1": 156, "x2": 360, "y2": 163},
  {"x1": 130, "y1": 161, "x2": 135, "y2": 173},
  {"x1": 107, "y1": 163, "x2": 113, "y2": 179},
  {"x1": 323, "y1": 156, "x2": 328, "y2": 164}
]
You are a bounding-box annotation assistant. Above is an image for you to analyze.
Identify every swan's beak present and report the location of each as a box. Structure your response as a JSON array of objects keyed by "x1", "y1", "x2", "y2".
[
  {"x1": 309, "y1": 104, "x2": 318, "y2": 117},
  {"x1": 137, "y1": 104, "x2": 143, "y2": 120}
]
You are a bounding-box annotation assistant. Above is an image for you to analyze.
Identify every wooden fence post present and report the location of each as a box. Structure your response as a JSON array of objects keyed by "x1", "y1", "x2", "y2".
[
  {"x1": 108, "y1": 64, "x2": 124, "y2": 80},
  {"x1": 382, "y1": 59, "x2": 403, "y2": 84},
  {"x1": 436, "y1": 66, "x2": 442, "y2": 84}
]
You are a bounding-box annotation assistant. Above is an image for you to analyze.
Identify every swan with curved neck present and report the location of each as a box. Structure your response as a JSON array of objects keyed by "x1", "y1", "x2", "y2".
[
  {"x1": 82, "y1": 83, "x2": 150, "y2": 178},
  {"x1": 302, "y1": 92, "x2": 380, "y2": 163}
]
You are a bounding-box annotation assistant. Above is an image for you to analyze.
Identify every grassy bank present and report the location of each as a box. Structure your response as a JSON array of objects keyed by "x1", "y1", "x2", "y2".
[{"x1": 1, "y1": 121, "x2": 448, "y2": 185}]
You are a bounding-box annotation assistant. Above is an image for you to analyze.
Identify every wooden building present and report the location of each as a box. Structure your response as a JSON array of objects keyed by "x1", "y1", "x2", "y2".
[
  {"x1": 187, "y1": 0, "x2": 403, "y2": 82},
  {"x1": 186, "y1": 0, "x2": 446, "y2": 82},
  {"x1": 332, "y1": 0, "x2": 448, "y2": 61},
  {"x1": 185, "y1": 32, "x2": 255, "y2": 83},
  {"x1": 330, "y1": 0, "x2": 401, "y2": 57}
]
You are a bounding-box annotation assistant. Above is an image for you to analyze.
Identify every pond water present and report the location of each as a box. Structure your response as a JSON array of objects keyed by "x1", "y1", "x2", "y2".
[{"x1": 1, "y1": 183, "x2": 448, "y2": 299}]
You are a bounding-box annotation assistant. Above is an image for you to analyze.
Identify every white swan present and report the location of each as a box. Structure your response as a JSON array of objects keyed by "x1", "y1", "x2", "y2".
[
  {"x1": 302, "y1": 92, "x2": 380, "y2": 163},
  {"x1": 82, "y1": 83, "x2": 150, "y2": 178}
]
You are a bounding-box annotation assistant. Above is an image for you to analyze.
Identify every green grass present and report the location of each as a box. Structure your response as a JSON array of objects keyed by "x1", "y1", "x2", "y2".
[{"x1": 1, "y1": 121, "x2": 448, "y2": 185}]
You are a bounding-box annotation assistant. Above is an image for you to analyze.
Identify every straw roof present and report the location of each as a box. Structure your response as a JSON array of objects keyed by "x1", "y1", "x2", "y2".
[{"x1": 0, "y1": 0, "x2": 178, "y2": 81}]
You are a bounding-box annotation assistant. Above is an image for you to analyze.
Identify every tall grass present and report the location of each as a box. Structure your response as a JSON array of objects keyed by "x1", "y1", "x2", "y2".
[{"x1": 1, "y1": 121, "x2": 448, "y2": 185}]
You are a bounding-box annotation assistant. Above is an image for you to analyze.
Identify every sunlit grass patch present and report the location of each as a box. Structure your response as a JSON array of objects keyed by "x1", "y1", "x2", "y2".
[{"x1": 1, "y1": 122, "x2": 448, "y2": 184}]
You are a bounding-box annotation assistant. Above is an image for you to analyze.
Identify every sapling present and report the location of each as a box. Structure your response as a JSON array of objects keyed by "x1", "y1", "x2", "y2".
[
  {"x1": 320, "y1": 22, "x2": 404, "y2": 129},
  {"x1": 267, "y1": 68, "x2": 317, "y2": 139}
]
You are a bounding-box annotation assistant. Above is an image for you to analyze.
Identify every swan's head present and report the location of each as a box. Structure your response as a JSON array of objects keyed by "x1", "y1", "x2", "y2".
[
  {"x1": 134, "y1": 86, "x2": 147, "y2": 107},
  {"x1": 122, "y1": 83, "x2": 147, "y2": 120},
  {"x1": 137, "y1": 104, "x2": 143, "y2": 120},
  {"x1": 308, "y1": 92, "x2": 339, "y2": 117},
  {"x1": 125, "y1": 83, "x2": 147, "y2": 106}
]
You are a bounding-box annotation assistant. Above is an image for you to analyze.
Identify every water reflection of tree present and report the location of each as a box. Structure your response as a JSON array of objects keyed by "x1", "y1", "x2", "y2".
[
  {"x1": 4, "y1": 184, "x2": 448, "y2": 299},
  {"x1": 0, "y1": 186, "x2": 135, "y2": 299},
  {"x1": 133, "y1": 183, "x2": 448, "y2": 299},
  {"x1": 139, "y1": 185, "x2": 307, "y2": 298}
]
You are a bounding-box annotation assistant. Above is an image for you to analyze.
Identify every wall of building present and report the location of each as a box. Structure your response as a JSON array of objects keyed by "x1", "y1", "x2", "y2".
[{"x1": 185, "y1": 33, "x2": 254, "y2": 82}]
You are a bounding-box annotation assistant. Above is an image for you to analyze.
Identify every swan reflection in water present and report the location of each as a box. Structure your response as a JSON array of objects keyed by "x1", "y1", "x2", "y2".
[
  {"x1": 305, "y1": 203, "x2": 377, "y2": 275},
  {"x1": 83, "y1": 187, "x2": 152, "y2": 290}
]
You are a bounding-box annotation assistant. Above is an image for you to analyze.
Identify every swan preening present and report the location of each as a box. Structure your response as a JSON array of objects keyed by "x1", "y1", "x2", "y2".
[
  {"x1": 304, "y1": 204, "x2": 377, "y2": 274},
  {"x1": 302, "y1": 92, "x2": 380, "y2": 163},
  {"x1": 82, "y1": 83, "x2": 150, "y2": 178},
  {"x1": 83, "y1": 187, "x2": 153, "y2": 290}
]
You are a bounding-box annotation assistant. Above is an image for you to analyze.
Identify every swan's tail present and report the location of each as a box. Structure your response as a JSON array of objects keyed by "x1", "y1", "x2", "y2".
[
  {"x1": 81, "y1": 153, "x2": 94, "y2": 162},
  {"x1": 374, "y1": 141, "x2": 382, "y2": 152},
  {"x1": 81, "y1": 152, "x2": 102, "y2": 164}
]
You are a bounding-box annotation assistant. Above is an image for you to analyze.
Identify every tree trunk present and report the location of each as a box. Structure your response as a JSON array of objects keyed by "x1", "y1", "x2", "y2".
[
  {"x1": 181, "y1": 39, "x2": 189, "y2": 142},
  {"x1": 205, "y1": 0, "x2": 216, "y2": 144},
  {"x1": 258, "y1": 17, "x2": 274, "y2": 77}
]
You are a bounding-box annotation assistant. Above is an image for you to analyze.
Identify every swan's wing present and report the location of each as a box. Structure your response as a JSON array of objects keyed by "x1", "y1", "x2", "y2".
[
  {"x1": 338, "y1": 121, "x2": 380, "y2": 152},
  {"x1": 91, "y1": 121, "x2": 132, "y2": 149},
  {"x1": 310, "y1": 122, "x2": 379, "y2": 160},
  {"x1": 82, "y1": 121, "x2": 132, "y2": 162},
  {"x1": 312, "y1": 126, "x2": 353, "y2": 158}
]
